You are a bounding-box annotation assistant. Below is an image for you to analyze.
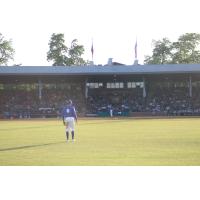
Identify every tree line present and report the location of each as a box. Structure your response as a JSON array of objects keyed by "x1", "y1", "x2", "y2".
[
  {"x1": 144, "y1": 33, "x2": 200, "y2": 64},
  {"x1": 0, "y1": 33, "x2": 88, "y2": 66},
  {"x1": 1, "y1": 32, "x2": 200, "y2": 66}
]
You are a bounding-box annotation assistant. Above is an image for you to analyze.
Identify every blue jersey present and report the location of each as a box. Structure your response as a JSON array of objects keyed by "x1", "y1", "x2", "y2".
[{"x1": 62, "y1": 105, "x2": 77, "y2": 120}]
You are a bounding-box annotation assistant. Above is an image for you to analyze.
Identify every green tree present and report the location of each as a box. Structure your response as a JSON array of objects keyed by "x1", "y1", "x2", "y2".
[
  {"x1": 67, "y1": 39, "x2": 86, "y2": 66},
  {"x1": 47, "y1": 33, "x2": 68, "y2": 66},
  {"x1": 171, "y1": 33, "x2": 200, "y2": 64},
  {"x1": 144, "y1": 38, "x2": 172, "y2": 64},
  {"x1": 47, "y1": 33, "x2": 87, "y2": 66},
  {"x1": 0, "y1": 33, "x2": 15, "y2": 65},
  {"x1": 144, "y1": 33, "x2": 200, "y2": 64}
]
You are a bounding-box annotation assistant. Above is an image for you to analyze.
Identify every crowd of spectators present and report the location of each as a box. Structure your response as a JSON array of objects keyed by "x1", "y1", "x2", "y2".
[
  {"x1": 0, "y1": 87, "x2": 85, "y2": 119},
  {"x1": 144, "y1": 87, "x2": 193, "y2": 115},
  {"x1": 86, "y1": 87, "x2": 200, "y2": 116},
  {"x1": 1, "y1": 85, "x2": 200, "y2": 118}
]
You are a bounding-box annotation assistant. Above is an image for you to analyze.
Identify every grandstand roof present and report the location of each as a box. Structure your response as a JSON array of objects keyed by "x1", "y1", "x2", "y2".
[{"x1": 1, "y1": 64, "x2": 200, "y2": 76}]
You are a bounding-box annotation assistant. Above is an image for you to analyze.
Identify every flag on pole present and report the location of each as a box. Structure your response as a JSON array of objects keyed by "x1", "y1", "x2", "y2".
[
  {"x1": 135, "y1": 39, "x2": 137, "y2": 59},
  {"x1": 91, "y1": 40, "x2": 94, "y2": 61}
]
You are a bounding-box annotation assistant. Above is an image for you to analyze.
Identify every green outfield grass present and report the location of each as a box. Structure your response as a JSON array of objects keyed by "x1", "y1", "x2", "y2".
[{"x1": 0, "y1": 117, "x2": 200, "y2": 165}]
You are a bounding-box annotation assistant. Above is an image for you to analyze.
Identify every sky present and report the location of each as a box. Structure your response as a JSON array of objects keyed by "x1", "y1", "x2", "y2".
[{"x1": 1, "y1": 0, "x2": 200, "y2": 66}]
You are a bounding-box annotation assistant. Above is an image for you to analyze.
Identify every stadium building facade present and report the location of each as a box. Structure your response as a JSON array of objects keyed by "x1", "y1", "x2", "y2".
[{"x1": 1, "y1": 64, "x2": 200, "y2": 118}]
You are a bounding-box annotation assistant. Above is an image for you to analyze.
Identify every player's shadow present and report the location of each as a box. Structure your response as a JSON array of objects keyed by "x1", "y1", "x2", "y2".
[{"x1": 0, "y1": 141, "x2": 65, "y2": 152}]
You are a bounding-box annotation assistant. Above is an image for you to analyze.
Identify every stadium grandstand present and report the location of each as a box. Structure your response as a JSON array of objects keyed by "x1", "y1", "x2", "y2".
[{"x1": 1, "y1": 63, "x2": 200, "y2": 118}]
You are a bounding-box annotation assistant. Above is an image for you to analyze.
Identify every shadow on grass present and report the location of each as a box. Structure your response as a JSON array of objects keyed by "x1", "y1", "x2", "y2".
[
  {"x1": 0, "y1": 141, "x2": 65, "y2": 152},
  {"x1": 0, "y1": 124, "x2": 61, "y2": 131}
]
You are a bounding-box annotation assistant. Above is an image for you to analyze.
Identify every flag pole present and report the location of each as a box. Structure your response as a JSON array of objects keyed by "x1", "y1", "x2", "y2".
[
  {"x1": 135, "y1": 37, "x2": 137, "y2": 59},
  {"x1": 134, "y1": 37, "x2": 138, "y2": 65},
  {"x1": 91, "y1": 38, "x2": 94, "y2": 64}
]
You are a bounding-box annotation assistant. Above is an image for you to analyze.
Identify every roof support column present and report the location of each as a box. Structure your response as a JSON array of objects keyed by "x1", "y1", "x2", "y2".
[
  {"x1": 143, "y1": 77, "x2": 146, "y2": 98},
  {"x1": 85, "y1": 78, "x2": 88, "y2": 99},
  {"x1": 189, "y1": 75, "x2": 192, "y2": 97},
  {"x1": 38, "y1": 79, "x2": 42, "y2": 100}
]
